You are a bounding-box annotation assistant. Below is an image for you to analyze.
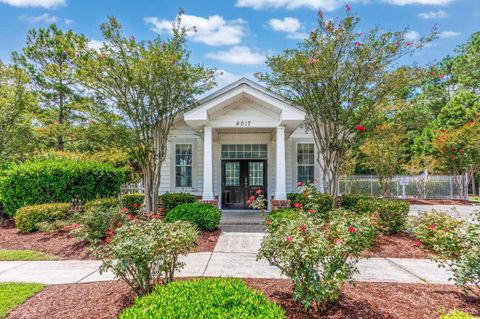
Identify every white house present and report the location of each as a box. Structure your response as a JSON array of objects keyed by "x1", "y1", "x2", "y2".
[{"x1": 160, "y1": 78, "x2": 321, "y2": 210}]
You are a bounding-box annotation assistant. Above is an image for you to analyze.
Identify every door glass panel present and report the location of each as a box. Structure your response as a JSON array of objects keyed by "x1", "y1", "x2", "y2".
[
  {"x1": 249, "y1": 162, "x2": 264, "y2": 186},
  {"x1": 225, "y1": 162, "x2": 240, "y2": 186}
]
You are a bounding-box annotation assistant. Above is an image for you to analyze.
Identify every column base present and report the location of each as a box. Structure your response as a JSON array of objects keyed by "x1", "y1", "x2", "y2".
[
  {"x1": 202, "y1": 193, "x2": 214, "y2": 201},
  {"x1": 271, "y1": 199, "x2": 291, "y2": 211},
  {"x1": 274, "y1": 192, "x2": 287, "y2": 200}
]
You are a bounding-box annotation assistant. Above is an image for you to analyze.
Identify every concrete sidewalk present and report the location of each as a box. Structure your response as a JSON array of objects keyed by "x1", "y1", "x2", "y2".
[
  {"x1": 0, "y1": 232, "x2": 453, "y2": 286},
  {"x1": 409, "y1": 204, "x2": 478, "y2": 222}
]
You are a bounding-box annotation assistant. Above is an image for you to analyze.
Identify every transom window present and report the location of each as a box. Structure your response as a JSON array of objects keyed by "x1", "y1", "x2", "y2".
[
  {"x1": 221, "y1": 144, "x2": 267, "y2": 159},
  {"x1": 297, "y1": 143, "x2": 314, "y2": 184},
  {"x1": 175, "y1": 144, "x2": 192, "y2": 187}
]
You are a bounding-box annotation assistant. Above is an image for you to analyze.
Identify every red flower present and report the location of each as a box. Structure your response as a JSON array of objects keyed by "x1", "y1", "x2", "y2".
[
  {"x1": 414, "y1": 241, "x2": 421, "y2": 247},
  {"x1": 106, "y1": 228, "x2": 115, "y2": 236},
  {"x1": 296, "y1": 182, "x2": 303, "y2": 187},
  {"x1": 439, "y1": 74, "x2": 445, "y2": 79},
  {"x1": 427, "y1": 225, "x2": 436, "y2": 230},
  {"x1": 63, "y1": 225, "x2": 71, "y2": 232},
  {"x1": 132, "y1": 203, "x2": 139, "y2": 208},
  {"x1": 71, "y1": 223, "x2": 79, "y2": 229},
  {"x1": 256, "y1": 189, "x2": 263, "y2": 195},
  {"x1": 115, "y1": 221, "x2": 123, "y2": 228},
  {"x1": 157, "y1": 207, "x2": 164, "y2": 212},
  {"x1": 152, "y1": 214, "x2": 160, "y2": 219},
  {"x1": 299, "y1": 225, "x2": 307, "y2": 232},
  {"x1": 266, "y1": 219, "x2": 272, "y2": 225},
  {"x1": 286, "y1": 236, "x2": 293, "y2": 242},
  {"x1": 104, "y1": 237, "x2": 113, "y2": 244},
  {"x1": 127, "y1": 214, "x2": 136, "y2": 221},
  {"x1": 348, "y1": 227, "x2": 357, "y2": 233},
  {"x1": 294, "y1": 203, "x2": 302, "y2": 209},
  {"x1": 355, "y1": 125, "x2": 366, "y2": 132},
  {"x1": 345, "y1": 4, "x2": 351, "y2": 12},
  {"x1": 249, "y1": 195, "x2": 256, "y2": 201},
  {"x1": 120, "y1": 207, "x2": 129, "y2": 213},
  {"x1": 308, "y1": 209, "x2": 315, "y2": 214},
  {"x1": 354, "y1": 41, "x2": 361, "y2": 47}
]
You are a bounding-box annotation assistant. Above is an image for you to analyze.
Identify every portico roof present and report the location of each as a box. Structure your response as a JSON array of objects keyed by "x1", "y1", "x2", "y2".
[{"x1": 184, "y1": 78, "x2": 306, "y2": 132}]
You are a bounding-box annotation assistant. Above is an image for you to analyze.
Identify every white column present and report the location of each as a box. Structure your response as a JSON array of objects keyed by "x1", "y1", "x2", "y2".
[
  {"x1": 202, "y1": 126, "x2": 214, "y2": 200},
  {"x1": 275, "y1": 126, "x2": 287, "y2": 200}
]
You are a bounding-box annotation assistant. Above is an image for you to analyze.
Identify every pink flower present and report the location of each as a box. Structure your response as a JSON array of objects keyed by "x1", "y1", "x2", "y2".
[
  {"x1": 348, "y1": 227, "x2": 357, "y2": 233},
  {"x1": 247, "y1": 199, "x2": 253, "y2": 205},
  {"x1": 104, "y1": 237, "x2": 113, "y2": 244},
  {"x1": 308, "y1": 209, "x2": 315, "y2": 214},
  {"x1": 428, "y1": 225, "x2": 436, "y2": 230},
  {"x1": 127, "y1": 214, "x2": 136, "y2": 221},
  {"x1": 256, "y1": 189, "x2": 263, "y2": 195},
  {"x1": 157, "y1": 207, "x2": 164, "y2": 212},
  {"x1": 334, "y1": 238, "x2": 344, "y2": 245},
  {"x1": 132, "y1": 203, "x2": 139, "y2": 208},
  {"x1": 355, "y1": 125, "x2": 366, "y2": 132},
  {"x1": 439, "y1": 74, "x2": 445, "y2": 79},
  {"x1": 63, "y1": 225, "x2": 71, "y2": 232},
  {"x1": 296, "y1": 182, "x2": 303, "y2": 187},
  {"x1": 299, "y1": 225, "x2": 307, "y2": 232},
  {"x1": 120, "y1": 207, "x2": 129, "y2": 213},
  {"x1": 152, "y1": 214, "x2": 160, "y2": 219},
  {"x1": 286, "y1": 236, "x2": 293, "y2": 242},
  {"x1": 405, "y1": 41, "x2": 413, "y2": 47},
  {"x1": 354, "y1": 41, "x2": 361, "y2": 47},
  {"x1": 414, "y1": 241, "x2": 421, "y2": 247},
  {"x1": 306, "y1": 58, "x2": 319, "y2": 64},
  {"x1": 71, "y1": 223, "x2": 79, "y2": 230},
  {"x1": 345, "y1": 4, "x2": 351, "y2": 12},
  {"x1": 294, "y1": 203, "x2": 302, "y2": 209}
]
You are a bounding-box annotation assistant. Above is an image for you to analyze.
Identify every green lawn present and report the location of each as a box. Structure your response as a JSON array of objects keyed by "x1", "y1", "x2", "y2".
[
  {"x1": 0, "y1": 249, "x2": 58, "y2": 261},
  {"x1": 0, "y1": 282, "x2": 45, "y2": 318}
]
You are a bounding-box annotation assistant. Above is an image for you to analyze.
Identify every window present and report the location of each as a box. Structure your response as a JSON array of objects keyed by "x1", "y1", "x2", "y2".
[
  {"x1": 221, "y1": 144, "x2": 267, "y2": 159},
  {"x1": 297, "y1": 143, "x2": 314, "y2": 184},
  {"x1": 249, "y1": 162, "x2": 264, "y2": 186},
  {"x1": 175, "y1": 144, "x2": 192, "y2": 187},
  {"x1": 225, "y1": 162, "x2": 240, "y2": 186}
]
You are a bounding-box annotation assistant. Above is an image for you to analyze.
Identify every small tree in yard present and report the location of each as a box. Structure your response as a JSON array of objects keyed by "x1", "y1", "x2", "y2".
[
  {"x1": 360, "y1": 123, "x2": 406, "y2": 196},
  {"x1": 257, "y1": 6, "x2": 435, "y2": 199},
  {"x1": 79, "y1": 14, "x2": 215, "y2": 212}
]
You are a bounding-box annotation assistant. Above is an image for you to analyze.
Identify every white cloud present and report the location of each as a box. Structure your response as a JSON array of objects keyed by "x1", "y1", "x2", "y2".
[
  {"x1": 18, "y1": 13, "x2": 73, "y2": 25},
  {"x1": 144, "y1": 14, "x2": 246, "y2": 46},
  {"x1": 438, "y1": 31, "x2": 461, "y2": 38},
  {"x1": 205, "y1": 46, "x2": 266, "y2": 65},
  {"x1": 419, "y1": 9, "x2": 448, "y2": 19},
  {"x1": 384, "y1": 0, "x2": 456, "y2": 5},
  {"x1": 0, "y1": 0, "x2": 65, "y2": 8},
  {"x1": 405, "y1": 30, "x2": 420, "y2": 41},
  {"x1": 235, "y1": 0, "x2": 359, "y2": 11},
  {"x1": 268, "y1": 17, "x2": 307, "y2": 39},
  {"x1": 88, "y1": 40, "x2": 104, "y2": 51}
]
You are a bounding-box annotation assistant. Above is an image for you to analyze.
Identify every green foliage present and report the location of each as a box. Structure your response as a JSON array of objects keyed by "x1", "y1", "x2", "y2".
[
  {"x1": 0, "y1": 249, "x2": 58, "y2": 261},
  {"x1": 354, "y1": 198, "x2": 409, "y2": 234},
  {"x1": 0, "y1": 282, "x2": 45, "y2": 318},
  {"x1": 267, "y1": 208, "x2": 296, "y2": 231},
  {"x1": 439, "y1": 310, "x2": 479, "y2": 319},
  {"x1": 75, "y1": 198, "x2": 123, "y2": 244},
  {"x1": 165, "y1": 202, "x2": 221, "y2": 231},
  {"x1": 339, "y1": 193, "x2": 370, "y2": 210},
  {"x1": 121, "y1": 193, "x2": 144, "y2": 214},
  {"x1": 14, "y1": 203, "x2": 70, "y2": 233},
  {"x1": 99, "y1": 219, "x2": 197, "y2": 296},
  {"x1": 258, "y1": 209, "x2": 376, "y2": 310},
  {"x1": 160, "y1": 192, "x2": 197, "y2": 213},
  {"x1": 410, "y1": 211, "x2": 464, "y2": 257},
  {"x1": 0, "y1": 157, "x2": 126, "y2": 216},
  {"x1": 288, "y1": 183, "x2": 334, "y2": 217},
  {"x1": 119, "y1": 278, "x2": 285, "y2": 319},
  {"x1": 436, "y1": 90, "x2": 479, "y2": 129},
  {"x1": 36, "y1": 219, "x2": 74, "y2": 233}
]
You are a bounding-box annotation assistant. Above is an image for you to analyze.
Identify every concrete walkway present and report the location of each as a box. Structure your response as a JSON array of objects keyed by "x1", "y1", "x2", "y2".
[{"x1": 0, "y1": 232, "x2": 453, "y2": 285}]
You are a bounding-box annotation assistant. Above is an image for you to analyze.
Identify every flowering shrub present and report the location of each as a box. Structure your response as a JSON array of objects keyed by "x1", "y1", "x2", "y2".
[
  {"x1": 14, "y1": 203, "x2": 71, "y2": 233},
  {"x1": 119, "y1": 278, "x2": 285, "y2": 319},
  {"x1": 248, "y1": 189, "x2": 267, "y2": 213},
  {"x1": 121, "y1": 193, "x2": 144, "y2": 214},
  {"x1": 165, "y1": 202, "x2": 221, "y2": 231},
  {"x1": 410, "y1": 211, "x2": 465, "y2": 258},
  {"x1": 266, "y1": 208, "x2": 296, "y2": 231},
  {"x1": 287, "y1": 182, "x2": 333, "y2": 219},
  {"x1": 99, "y1": 219, "x2": 197, "y2": 296},
  {"x1": 354, "y1": 198, "x2": 409, "y2": 234},
  {"x1": 258, "y1": 209, "x2": 376, "y2": 310}
]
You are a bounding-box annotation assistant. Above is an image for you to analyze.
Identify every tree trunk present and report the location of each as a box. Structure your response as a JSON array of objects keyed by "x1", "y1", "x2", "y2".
[
  {"x1": 143, "y1": 165, "x2": 155, "y2": 212},
  {"x1": 57, "y1": 92, "x2": 65, "y2": 151}
]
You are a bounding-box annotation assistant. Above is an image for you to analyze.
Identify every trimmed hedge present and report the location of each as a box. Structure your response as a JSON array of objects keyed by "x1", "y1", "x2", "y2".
[
  {"x1": 119, "y1": 278, "x2": 286, "y2": 319},
  {"x1": 14, "y1": 203, "x2": 70, "y2": 233},
  {"x1": 0, "y1": 157, "x2": 126, "y2": 216},
  {"x1": 338, "y1": 194, "x2": 371, "y2": 210},
  {"x1": 287, "y1": 192, "x2": 333, "y2": 215},
  {"x1": 160, "y1": 193, "x2": 197, "y2": 212},
  {"x1": 165, "y1": 202, "x2": 221, "y2": 231},
  {"x1": 121, "y1": 193, "x2": 144, "y2": 214},
  {"x1": 354, "y1": 198, "x2": 409, "y2": 234}
]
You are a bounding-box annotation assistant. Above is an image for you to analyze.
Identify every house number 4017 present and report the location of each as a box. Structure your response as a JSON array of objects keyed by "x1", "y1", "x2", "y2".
[{"x1": 236, "y1": 121, "x2": 251, "y2": 127}]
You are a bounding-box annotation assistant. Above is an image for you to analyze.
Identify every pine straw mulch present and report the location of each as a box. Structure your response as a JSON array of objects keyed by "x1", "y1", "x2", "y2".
[
  {"x1": 362, "y1": 232, "x2": 437, "y2": 259},
  {"x1": 0, "y1": 219, "x2": 91, "y2": 260},
  {"x1": 194, "y1": 229, "x2": 221, "y2": 253},
  {"x1": 6, "y1": 279, "x2": 479, "y2": 319}
]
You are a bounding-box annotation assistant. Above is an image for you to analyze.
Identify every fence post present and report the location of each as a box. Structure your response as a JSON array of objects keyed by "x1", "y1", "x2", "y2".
[
  {"x1": 450, "y1": 176, "x2": 453, "y2": 198},
  {"x1": 370, "y1": 175, "x2": 373, "y2": 197},
  {"x1": 396, "y1": 175, "x2": 399, "y2": 198}
]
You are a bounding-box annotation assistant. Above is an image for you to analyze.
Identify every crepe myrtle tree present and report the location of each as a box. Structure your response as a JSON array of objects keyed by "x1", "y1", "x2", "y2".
[
  {"x1": 78, "y1": 13, "x2": 215, "y2": 211},
  {"x1": 256, "y1": 6, "x2": 435, "y2": 199}
]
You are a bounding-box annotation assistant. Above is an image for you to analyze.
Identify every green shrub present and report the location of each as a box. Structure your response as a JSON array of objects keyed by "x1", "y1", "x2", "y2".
[
  {"x1": 165, "y1": 202, "x2": 221, "y2": 231},
  {"x1": 99, "y1": 219, "x2": 197, "y2": 296},
  {"x1": 410, "y1": 211, "x2": 464, "y2": 257},
  {"x1": 287, "y1": 188, "x2": 333, "y2": 217},
  {"x1": 160, "y1": 192, "x2": 197, "y2": 212},
  {"x1": 37, "y1": 219, "x2": 73, "y2": 233},
  {"x1": 439, "y1": 310, "x2": 479, "y2": 319},
  {"x1": 355, "y1": 198, "x2": 409, "y2": 234},
  {"x1": 266, "y1": 208, "x2": 296, "y2": 231},
  {"x1": 339, "y1": 193, "x2": 370, "y2": 210},
  {"x1": 14, "y1": 203, "x2": 70, "y2": 233},
  {"x1": 258, "y1": 209, "x2": 376, "y2": 310},
  {"x1": 0, "y1": 157, "x2": 126, "y2": 216},
  {"x1": 75, "y1": 198, "x2": 123, "y2": 244},
  {"x1": 119, "y1": 278, "x2": 285, "y2": 319},
  {"x1": 121, "y1": 193, "x2": 144, "y2": 214}
]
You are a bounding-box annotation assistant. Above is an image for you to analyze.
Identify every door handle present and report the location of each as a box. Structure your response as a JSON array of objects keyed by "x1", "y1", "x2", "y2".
[{"x1": 244, "y1": 177, "x2": 248, "y2": 188}]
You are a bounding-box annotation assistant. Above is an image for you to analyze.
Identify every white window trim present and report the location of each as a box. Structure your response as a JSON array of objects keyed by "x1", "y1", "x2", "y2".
[
  {"x1": 170, "y1": 139, "x2": 198, "y2": 193},
  {"x1": 292, "y1": 140, "x2": 316, "y2": 190}
]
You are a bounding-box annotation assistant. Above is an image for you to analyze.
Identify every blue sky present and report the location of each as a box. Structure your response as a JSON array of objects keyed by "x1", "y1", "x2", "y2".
[{"x1": 0, "y1": 0, "x2": 478, "y2": 88}]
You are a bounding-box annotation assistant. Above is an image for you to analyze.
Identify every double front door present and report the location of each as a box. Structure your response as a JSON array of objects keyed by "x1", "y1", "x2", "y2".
[{"x1": 221, "y1": 160, "x2": 267, "y2": 209}]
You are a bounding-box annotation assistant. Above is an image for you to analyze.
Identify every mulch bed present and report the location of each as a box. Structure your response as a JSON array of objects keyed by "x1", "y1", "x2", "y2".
[
  {"x1": 244, "y1": 279, "x2": 480, "y2": 319},
  {"x1": 0, "y1": 219, "x2": 90, "y2": 260},
  {"x1": 408, "y1": 198, "x2": 477, "y2": 205},
  {"x1": 194, "y1": 229, "x2": 221, "y2": 253},
  {"x1": 362, "y1": 232, "x2": 437, "y2": 259},
  {"x1": 6, "y1": 279, "x2": 479, "y2": 319}
]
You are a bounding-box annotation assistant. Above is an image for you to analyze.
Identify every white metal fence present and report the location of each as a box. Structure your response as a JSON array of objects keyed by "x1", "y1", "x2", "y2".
[{"x1": 338, "y1": 174, "x2": 468, "y2": 199}]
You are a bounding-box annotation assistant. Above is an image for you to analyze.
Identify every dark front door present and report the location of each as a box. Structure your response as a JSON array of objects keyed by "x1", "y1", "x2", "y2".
[{"x1": 222, "y1": 160, "x2": 267, "y2": 209}]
